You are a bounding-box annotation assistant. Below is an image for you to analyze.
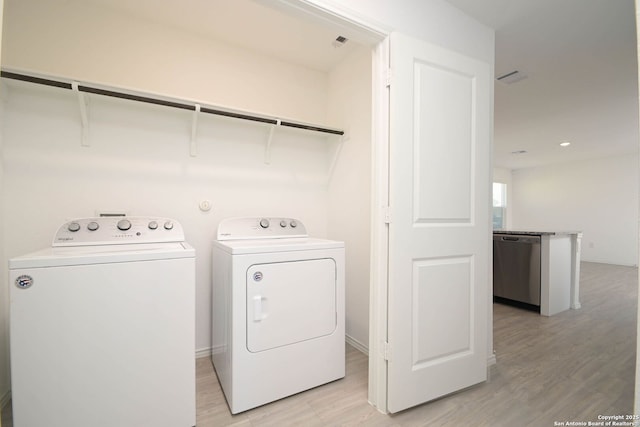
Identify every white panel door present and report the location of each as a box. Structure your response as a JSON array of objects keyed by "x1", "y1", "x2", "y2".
[{"x1": 387, "y1": 32, "x2": 491, "y2": 413}]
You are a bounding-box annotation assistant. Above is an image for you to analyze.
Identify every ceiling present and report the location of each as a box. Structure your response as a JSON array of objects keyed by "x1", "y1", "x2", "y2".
[
  {"x1": 85, "y1": 0, "x2": 363, "y2": 73},
  {"x1": 86, "y1": 0, "x2": 638, "y2": 170},
  {"x1": 446, "y1": 0, "x2": 638, "y2": 169}
]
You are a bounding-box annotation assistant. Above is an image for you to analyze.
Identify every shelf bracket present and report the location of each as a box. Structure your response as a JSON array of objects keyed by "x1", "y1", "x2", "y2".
[
  {"x1": 327, "y1": 132, "x2": 347, "y2": 184},
  {"x1": 190, "y1": 103, "x2": 200, "y2": 157},
  {"x1": 264, "y1": 120, "x2": 280, "y2": 165},
  {"x1": 72, "y1": 82, "x2": 90, "y2": 147}
]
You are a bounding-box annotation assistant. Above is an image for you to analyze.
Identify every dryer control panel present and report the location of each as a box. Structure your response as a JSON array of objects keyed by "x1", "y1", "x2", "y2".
[
  {"x1": 217, "y1": 217, "x2": 307, "y2": 240},
  {"x1": 52, "y1": 216, "x2": 185, "y2": 246}
]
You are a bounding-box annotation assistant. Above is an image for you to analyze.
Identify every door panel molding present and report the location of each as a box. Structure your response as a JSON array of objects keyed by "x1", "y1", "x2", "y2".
[{"x1": 412, "y1": 256, "x2": 473, "y2": 367}]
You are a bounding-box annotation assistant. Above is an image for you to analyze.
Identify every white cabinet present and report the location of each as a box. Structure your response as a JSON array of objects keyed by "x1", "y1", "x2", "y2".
[{"x1": 540, "y1": 233, "x2": 582, "y2": 316}]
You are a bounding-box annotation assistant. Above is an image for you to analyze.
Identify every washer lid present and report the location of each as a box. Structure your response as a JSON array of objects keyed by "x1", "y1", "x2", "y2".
[
  {"x1": 213, "y1": 237, "x2": 343, "y2": 255},
  {"x1": 9, "y1": 242, "x2": 195, "y2": 269}
]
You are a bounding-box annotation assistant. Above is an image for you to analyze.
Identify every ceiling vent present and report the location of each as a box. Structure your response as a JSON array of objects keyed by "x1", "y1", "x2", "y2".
[
  {"x1": 496, "y1": 70, "x2": 527, "y2": 84},
  {"x1": 332, "y1": 36, "x2": 348, "y2": 48}
]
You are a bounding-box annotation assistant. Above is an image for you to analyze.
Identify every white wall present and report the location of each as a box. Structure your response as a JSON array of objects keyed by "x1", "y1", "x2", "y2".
[
  {"x1": 1, "y1": 0, "x2": 329, "y2": 125},
  {"x1": 511, "y1": 155, "x2": 639, "y2": 266},
  {"x1": 326, "y1": 47, "x2": 372, "y2": 351}
]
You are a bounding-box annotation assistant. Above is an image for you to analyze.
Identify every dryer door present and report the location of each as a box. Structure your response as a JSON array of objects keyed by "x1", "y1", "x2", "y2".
[{"x1": 247, "y1": 258, "x2": 336, "y2": 352}]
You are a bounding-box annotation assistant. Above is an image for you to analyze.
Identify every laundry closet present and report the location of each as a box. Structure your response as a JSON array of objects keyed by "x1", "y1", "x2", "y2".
[{"x1": 0, "y1": 0, "x2": 373, "y2": 359}]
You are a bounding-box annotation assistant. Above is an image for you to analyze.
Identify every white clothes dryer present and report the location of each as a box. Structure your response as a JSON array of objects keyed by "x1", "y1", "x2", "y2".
[
  {"x1": 9, "y1": 217, "x2": 195, "y2": 427},
  {"x1": 211, "y1": 217, "x2": 345, "y2": 414}
]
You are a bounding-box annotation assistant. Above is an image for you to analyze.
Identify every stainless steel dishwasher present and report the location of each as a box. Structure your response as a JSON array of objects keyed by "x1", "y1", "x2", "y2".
[{"x1": 493, "y1": 234, "x2": 541, "y2": 311}]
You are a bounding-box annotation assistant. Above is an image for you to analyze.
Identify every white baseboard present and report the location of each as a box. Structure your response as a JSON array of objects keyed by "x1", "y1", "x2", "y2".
[
  {"x1": 346, "y1": 334, "x2": 369, "y2": 355},
  {"x1": 195, "y1": 346, "x2": 213, "y2": 359},
  {"x1": 197, "y1": 337, "x2": 369, "y2": 360}
]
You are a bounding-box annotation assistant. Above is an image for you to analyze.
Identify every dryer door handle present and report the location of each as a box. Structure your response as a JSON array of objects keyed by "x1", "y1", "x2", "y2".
[{"x1": 253, "y1": 295, "x2": 264, "y2": 322}]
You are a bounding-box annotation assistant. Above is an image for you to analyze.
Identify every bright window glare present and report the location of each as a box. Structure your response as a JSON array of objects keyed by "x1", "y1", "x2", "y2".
[
  {"x1": 492, "y1": 182, "x2": 507, "y2": 229},
  {"x1": 493, "y1": 182, "x2": 506, "y2": 207}
]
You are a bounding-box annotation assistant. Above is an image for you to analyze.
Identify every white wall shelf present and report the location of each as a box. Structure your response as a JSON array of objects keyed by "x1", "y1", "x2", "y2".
[{"x1": 0, "y1": 69, "x2": 345, "y2": 157}]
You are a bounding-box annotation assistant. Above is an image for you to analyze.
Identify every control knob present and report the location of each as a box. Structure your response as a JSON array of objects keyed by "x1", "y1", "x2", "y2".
[
  {"x1": 280, "y1": 220, "x2": 287, "y2": 228},
  {"x1": 163, "y1": 221, "x2": 173, "y2": 230},
  {"x1": 67, "y1": 222, "x2": 81, "y2": 232},
  {"x1": 289, "y1": 220, "x2": 297, "y2": 228},
  {"x1": 117, "y1": 219, "x2": 132, "y2": 231},
  {"x1": 87, "y1": 221, "x2": 99, "y2": 231},
  {"x1": 259, "y1": 218, "x2": 270, "y2": 229},
  {"x1": 148, "y1": 221, "x2": 158, "y2": 230}
]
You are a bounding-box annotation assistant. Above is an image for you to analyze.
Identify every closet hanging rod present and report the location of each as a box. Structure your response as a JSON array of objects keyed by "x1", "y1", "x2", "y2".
[{"x1": 0, "y1": 70, "x2": 344, "y2": 136}]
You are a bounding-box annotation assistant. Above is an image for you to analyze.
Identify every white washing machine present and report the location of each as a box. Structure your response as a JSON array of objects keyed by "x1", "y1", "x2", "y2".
[
  {"x1": 211, "y1": 217, "x2": 345, "y2": 414},
  {"x1": 9, "y1": 217, "x2": 196, "y2": 427}
]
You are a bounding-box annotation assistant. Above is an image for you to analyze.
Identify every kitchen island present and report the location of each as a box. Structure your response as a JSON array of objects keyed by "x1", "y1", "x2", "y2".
[{"x1": 493, "y1": 230, "x2": 582, "y2": 316}]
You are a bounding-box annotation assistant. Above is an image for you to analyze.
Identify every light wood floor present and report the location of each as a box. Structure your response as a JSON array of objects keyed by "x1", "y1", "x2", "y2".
[{"x1": 2, "y1": 261, "x2": 637, "y2": 426}]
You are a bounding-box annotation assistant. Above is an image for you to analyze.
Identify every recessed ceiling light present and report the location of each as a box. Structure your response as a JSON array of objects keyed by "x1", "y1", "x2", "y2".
[{"x1": 560, "y1": 141, "x2": 571, "y2": 147}]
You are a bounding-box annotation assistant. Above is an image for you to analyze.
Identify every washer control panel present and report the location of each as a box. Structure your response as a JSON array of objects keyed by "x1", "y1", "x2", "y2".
[
  {"x1": 217, "y1": 217, "x2": 307, "y2": 240},
  {"x1": 53, "y1": 216, "x2": 185, "y2": 246}
]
